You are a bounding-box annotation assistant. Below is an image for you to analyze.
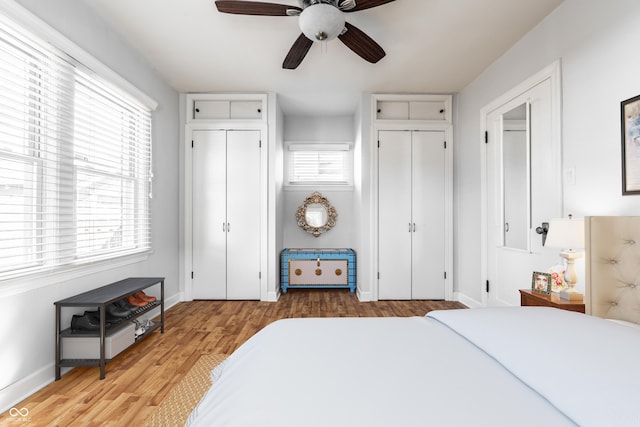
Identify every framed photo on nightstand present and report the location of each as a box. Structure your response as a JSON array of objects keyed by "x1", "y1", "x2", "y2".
[{"x1": 531, "y1": 271, "x2": 552, "y2": 295}]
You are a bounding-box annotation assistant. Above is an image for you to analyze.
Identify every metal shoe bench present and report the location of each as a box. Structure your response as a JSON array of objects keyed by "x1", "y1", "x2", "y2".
[{"x1": 54, "y1": 277, "x2": 164, "y2": 380}]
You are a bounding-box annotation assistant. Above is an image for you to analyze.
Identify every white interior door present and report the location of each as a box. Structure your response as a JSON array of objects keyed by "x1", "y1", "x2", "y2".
[
  {"x1": 412, "y1": 131, "x2": 446, "y2": 299},
  {"x1": 378, "y1": 130, "x2": 412, "y2": 299},
  {"x1": 226, "y1": 130, "x2": 261, "y2": 300},
  {"x1": 486, "y1": 77, "x2": 561, "y2": 306},
  {"x1": 192, "y1": 130, "x2": 227, "y2": 299}
]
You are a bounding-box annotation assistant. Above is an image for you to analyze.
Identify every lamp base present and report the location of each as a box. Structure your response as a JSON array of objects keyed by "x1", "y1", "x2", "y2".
[{"x1": 559, "y1": 288, "x2": 583, "y2": 301}]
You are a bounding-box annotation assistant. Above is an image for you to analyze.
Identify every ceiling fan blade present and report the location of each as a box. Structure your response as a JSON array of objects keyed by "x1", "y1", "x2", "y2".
[
  {"x1": 215, "y1": 1, "x2": 301, "y2": 16},
  {"x1": 338, "y1": 22, "x2": 385, "y2": 64},
  {"x1": 283, "y1": 33, "x2": 314, "y2": 69},
  {"x1": 344, "y1": 0, "x2": 396, "y2": 12}
]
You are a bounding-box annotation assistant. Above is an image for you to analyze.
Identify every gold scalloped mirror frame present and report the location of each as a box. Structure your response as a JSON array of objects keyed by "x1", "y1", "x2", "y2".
[{"x1": 295, "y1": 192, "x2": 337, "y2": 237}]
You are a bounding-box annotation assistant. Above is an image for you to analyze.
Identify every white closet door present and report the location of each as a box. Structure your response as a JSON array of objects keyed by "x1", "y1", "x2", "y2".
[
  {"x1": 226, "y1": 130, "x2": 261, "y2": 299},
  {"x1": 192, "y1": 130, "x2": 227, "y2": 299},
  {"x1": 378, "y1": 130, "x2": 412, "y2": 299},
  {"x1": 411, "y1": 131, "x2": 446, "y2": 299}
]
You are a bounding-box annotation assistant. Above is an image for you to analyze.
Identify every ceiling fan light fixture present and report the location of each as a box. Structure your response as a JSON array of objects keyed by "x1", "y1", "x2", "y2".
[{"x1": 299, "y1": 4, "x2": 345, "y2": 42}]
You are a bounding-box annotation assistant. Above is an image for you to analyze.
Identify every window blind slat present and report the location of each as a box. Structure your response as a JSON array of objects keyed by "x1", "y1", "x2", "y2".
[{"x1": 287, "y1": 150, "x2": 352, "y2": 184}]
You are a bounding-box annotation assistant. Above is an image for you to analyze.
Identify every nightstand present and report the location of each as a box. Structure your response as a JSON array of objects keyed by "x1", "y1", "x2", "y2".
[{"x1": 519, "y1": 289, "x2": 585, "y2": 313}]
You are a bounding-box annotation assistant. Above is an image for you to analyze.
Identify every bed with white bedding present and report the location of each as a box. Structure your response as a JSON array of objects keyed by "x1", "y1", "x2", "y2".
[
  {"x1": 187, "y1": 307, "x2": 640, "y2": 427},
  {"x1": 187, "y1": 216, "x2": 640, "y2": 426}
]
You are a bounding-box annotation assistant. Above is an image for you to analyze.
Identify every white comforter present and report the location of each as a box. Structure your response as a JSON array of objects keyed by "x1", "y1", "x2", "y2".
[
  {"x1": 186, "y1": 306, "x2": 640, "y2": 426},
  {"x1": 429, "y1": 307, "x2": 640, "y2": 426}
]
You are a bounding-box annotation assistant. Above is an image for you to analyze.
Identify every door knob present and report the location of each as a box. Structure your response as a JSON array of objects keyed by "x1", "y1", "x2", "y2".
[{"x1": 535, "y1": 222, "x2": 549, "y2": 246}]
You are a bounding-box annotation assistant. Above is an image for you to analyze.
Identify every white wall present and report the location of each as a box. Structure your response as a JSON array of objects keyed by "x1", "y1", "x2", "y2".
[
  {"x1": 1, "y1": 0, "x2": 180, "y2": 412},
  {"x1": 454, "y1": 0, "x2": 640, "y2": 305},
  {"x1": 282, "y1": 115, "x2": 357, "y2": 250}
]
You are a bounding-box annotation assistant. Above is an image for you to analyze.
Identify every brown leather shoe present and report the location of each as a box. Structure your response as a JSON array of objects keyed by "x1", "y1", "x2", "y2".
[
  {"x1": 134, "y1": 291, "x2": 156, "y2": 302},
  {"x1": 126, "y1": 294, "x2": 148, "y2": 307}
]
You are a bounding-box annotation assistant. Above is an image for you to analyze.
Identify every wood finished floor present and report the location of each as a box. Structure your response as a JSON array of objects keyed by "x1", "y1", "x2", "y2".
[{"x1": 2, "y1": 290, "x2": 466, "y2": 426}]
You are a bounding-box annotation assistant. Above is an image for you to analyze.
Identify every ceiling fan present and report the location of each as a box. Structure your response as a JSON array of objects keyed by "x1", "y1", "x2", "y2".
[{"x1": 215, "y1": 0, "x2": 396, "y2": 69}]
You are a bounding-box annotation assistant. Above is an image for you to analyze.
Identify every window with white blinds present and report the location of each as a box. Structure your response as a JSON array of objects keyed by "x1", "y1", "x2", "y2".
[
  {"x1": 286, "y1": 143, "x2": 353, "y2": 186},
  {"x1": 0, "y1": 12, "x2": 152, "y2": 279}
]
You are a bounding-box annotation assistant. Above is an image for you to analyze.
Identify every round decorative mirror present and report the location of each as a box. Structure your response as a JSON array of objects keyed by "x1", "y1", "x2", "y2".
[
  {"x1": 305, "y1": 203, "x2": 328, "y2": 227},
  {"x1": 296, "y1": 192, "x2": 337, "y2": 237}
]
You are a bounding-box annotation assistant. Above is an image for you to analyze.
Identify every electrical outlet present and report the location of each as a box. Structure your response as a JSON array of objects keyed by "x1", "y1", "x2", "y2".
[{"x1": 564, "y1": 167, "x2": 576, "y2": 185}]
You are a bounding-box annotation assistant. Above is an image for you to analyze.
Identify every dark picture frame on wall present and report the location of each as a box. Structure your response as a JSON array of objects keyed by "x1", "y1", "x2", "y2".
[{"x1": 621, "y1": 94, "x2": 640, "y2": 195}]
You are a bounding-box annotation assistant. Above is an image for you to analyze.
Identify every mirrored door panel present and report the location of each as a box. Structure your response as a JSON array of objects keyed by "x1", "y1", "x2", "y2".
[{"x1": 502, "y1": 102, "x2": 529, "y2": 251}]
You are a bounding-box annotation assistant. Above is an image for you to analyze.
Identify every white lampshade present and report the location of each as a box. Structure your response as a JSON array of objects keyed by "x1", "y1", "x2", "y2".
[
  {"x1": 299, "y1": 4, "x2": 345, "y2": 41},
  {"x1": 545, "y1": 217, "x2": 585, "y2": 251}
]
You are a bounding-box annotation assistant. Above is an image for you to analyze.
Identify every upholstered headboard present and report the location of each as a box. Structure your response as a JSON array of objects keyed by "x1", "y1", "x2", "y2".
[{"x1": 585, "y1": 216, "x2": 640, "y2": 324}]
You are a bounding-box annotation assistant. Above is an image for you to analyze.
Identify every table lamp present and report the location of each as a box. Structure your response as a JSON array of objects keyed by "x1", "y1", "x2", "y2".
[{"x1": 545, "y1": 214, "x2": 585, "y2": 301}]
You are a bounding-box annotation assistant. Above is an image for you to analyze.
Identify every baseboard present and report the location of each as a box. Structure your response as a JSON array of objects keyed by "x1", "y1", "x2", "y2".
[
  {"x1": 356, "y1": 288, "x2": 371, "y2": 301},
  {"x1": 454, "y1": 291, "x2": 482, "y2": 308},
  {"x1": 265, "y1": 290, "x2": 280, "y2": 302},
  {"x1": 0, "y1": 362, "x2": 52, "y2": 415},
  {"x1": 164, "y1": 293, "x2": 181, "y2": 310}
]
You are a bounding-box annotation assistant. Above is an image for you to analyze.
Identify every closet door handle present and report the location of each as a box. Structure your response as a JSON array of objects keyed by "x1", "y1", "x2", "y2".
[
  {"x1": 409, "y1": 222, "x2": 412, "y2": 232},
  {"x1": 227, "y1": 222, "x2": 230, "y2": 232},
  {"x1": 413, "y1": 223, "x2": 416, "y2": 232},
  {"x1": 222, "y1": 222, "x2": 226, "y2": 232}
]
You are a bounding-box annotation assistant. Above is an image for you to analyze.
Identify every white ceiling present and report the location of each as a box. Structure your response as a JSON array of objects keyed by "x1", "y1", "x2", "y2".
[{"x1": 80, "y1": 0, "x2": 564, "y2": 116}]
